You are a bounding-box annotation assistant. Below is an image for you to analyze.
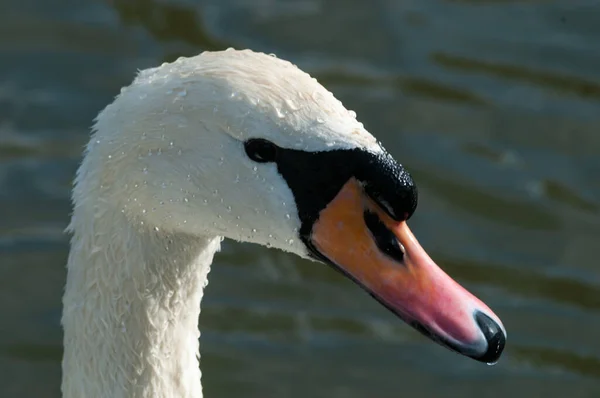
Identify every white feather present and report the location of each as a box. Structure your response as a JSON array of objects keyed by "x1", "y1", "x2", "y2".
[{"x1": 62, "y1": 49, "x2": 381, "y2": 398}]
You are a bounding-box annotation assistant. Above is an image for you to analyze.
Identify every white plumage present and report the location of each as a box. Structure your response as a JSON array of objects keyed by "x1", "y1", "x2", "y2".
[{"x1": 62, "y1": 49, "x2": 381, "y2": 398}]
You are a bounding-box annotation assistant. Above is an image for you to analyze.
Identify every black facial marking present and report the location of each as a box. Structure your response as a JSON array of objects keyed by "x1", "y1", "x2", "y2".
[
  {"x1": 363, "y1": 210, "x2": 405, "y2": 263},
  {"x1": 252, "y1": 140, "x2": 417, "y2": 254},
  {"x1": 356, "y1": 150, "x2": 418, "y2": 221},
  {"x1": 245, "y1": 138, "x2": 278, "y2": 163}
]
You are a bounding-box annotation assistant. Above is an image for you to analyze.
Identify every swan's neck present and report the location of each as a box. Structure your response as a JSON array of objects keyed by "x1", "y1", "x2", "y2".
[{"x1": 61, "y1": 199, "x2": 220, "y2": 398}]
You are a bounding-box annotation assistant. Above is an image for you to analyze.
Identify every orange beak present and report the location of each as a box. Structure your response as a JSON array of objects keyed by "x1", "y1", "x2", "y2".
[{"x1": 310, "y1": 179, "x2": 506, "y2": 362}]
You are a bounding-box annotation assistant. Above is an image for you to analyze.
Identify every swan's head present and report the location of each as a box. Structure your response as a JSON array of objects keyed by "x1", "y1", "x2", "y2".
[{"x1": 87, "y1": 49, "x2": 505, "y2": 363}]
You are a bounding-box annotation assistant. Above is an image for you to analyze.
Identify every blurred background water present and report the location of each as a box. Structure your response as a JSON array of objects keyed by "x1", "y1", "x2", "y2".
[{"x1": 1, "y1": 0, "x2": 600, "y2": 396}]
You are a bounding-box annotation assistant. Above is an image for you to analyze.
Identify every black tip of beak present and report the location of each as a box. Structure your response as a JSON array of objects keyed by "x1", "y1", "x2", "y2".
[{"x1": 473, "y1": 311, "x2": 506, "y2": 364}]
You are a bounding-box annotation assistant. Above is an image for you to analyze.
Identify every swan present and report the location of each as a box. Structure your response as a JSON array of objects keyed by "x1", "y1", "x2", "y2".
[{"x1": 62, "y1": 49, "x2": 506, "y2": 398}]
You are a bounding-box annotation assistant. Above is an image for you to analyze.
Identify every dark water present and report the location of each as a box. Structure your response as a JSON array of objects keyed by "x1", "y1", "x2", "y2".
[{"x1": 1, "y1": 0, "x2": 600, "y2": 396}]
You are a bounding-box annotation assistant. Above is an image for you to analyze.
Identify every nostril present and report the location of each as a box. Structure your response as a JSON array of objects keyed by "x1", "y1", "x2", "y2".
[{"x1": 474, "y1": 311, "x2": 506, "y2": 364}]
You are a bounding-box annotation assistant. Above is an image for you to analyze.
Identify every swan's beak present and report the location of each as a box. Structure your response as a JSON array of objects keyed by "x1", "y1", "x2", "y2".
[{"x1": 309, "y1": 179, "x2": 506, "y2": 363}]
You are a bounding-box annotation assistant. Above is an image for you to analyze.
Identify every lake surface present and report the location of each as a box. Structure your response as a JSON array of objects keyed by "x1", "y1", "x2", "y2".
[{"x1": 1, "y1": 0, "x2": 600, "y2": 396}]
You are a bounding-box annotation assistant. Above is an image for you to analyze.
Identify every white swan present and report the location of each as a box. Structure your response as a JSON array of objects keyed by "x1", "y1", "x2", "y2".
[{"x1": 62, "y1": 49, "x2": 506, "y2": 398}]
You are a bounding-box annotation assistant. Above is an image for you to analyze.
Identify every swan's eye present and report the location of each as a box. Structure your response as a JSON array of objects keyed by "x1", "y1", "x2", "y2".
[{"x1": 245, "y1": 139, "x2": 278, "y2": 163}]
